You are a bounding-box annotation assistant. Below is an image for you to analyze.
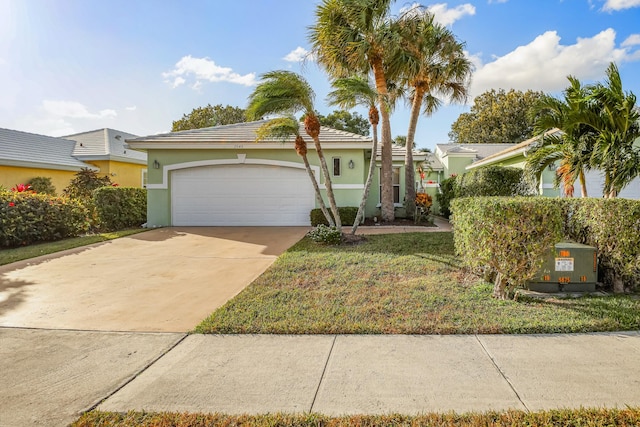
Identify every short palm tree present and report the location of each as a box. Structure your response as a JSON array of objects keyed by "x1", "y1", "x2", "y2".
[
  {"x1": 254, "y1": 117, "x2": 334, "y2": 226},
  {"x1": 310, "y1": 0, "x2": 398, "y2": 222},
  {"x1": 327, "y1": 75, "x2": 380, "y2": 234},
  {"x1": 247, "y1": 70, "x2": 342, "y2": 230}
]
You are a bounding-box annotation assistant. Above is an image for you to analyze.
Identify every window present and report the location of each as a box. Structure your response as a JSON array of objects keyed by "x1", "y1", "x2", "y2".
[
  {"x1": 141, "y1": 169, "x2": 148, "y2": 188},
  {"x1": 332, "y1": 157, "x2": 341, "y2": 176},
  {"x1": 379, "y1": 167, "x2": 401, "y2": 205}
]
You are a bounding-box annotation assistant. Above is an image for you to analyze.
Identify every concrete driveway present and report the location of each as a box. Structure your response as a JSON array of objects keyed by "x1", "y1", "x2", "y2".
[{"x1": 0, "y1": 227, "x2": 308, "y2": 332}]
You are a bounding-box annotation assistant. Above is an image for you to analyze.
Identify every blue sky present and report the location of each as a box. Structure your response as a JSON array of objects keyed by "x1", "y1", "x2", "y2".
[{"x1": 1, "y1": 0, "x2": 639, "y2": 150}]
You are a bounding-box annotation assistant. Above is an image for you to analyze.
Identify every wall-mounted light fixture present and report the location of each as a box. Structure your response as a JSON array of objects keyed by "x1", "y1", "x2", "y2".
[
  {"x1": 153, "y1": 160, "x2": 160, "y2": 169},
  {"x1": 348, "y1": 159, "x2": 355, "y2": 169}
]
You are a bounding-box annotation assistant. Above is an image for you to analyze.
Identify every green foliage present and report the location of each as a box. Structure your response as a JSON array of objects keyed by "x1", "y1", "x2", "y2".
[
  {"x1": 28, "y1": 176, "x2": 57, "y2": 195},
  {"x1": 449, "y1": 89, "x2": 544, "y2": 143},
  {"x1": 314, "y1": 110, "x2": 370, "y2": 136},
  {"x1": 452, "y1": 197, "x2": 564, "y2": 299},
  {"x1": 0, "y1": 191, "x2": 89, "y2": 247},
  {"x1": 455, "y1": 166, "x2": 535, "y2": 198},
  {"x1": 93, "y1": 187, "x2": 147, "y2": 231},
  {"x1": 63, "y1": 168, "x2": 113, "y2": 201},
  {"x1": 172, "y1": 104, "x2": 247, "y2": 131},
  {"x1": 310, "y1": 206, "x2": 358, "y2": 227},
  {"x1": 306, "y1": 224, "x2": 342, "y2": 245},
  {"x1": 436, "y1": 176, "x2": 459, "y2": 218},
  {"x1": 564, "y1": 198, "x2": 640, "y2": 292}
]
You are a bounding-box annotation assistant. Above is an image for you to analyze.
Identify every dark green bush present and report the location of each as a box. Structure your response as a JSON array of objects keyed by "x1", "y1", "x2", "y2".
[
  {"x1": 63, "y1": 168, "x2": 113, "y2": 201},
  {"x1": 310, "y1": 206, "x2": 359, "y2": 227},
  {"x1": 452, "y1": 197, "x2": 563, "y2": 299},
  {"x1": 94, "y1": 187, "x2": 147, "y2": 231},
  {"x1": 455, "y1": 166, "x2": 535, "y2": 198},
  {"x1": 0, "y1": 191, "x2": 89, "y2": 247},
  {"x1": 435, "y1": 176, "x2": 458, "y2": 218},
  {"x1": 28, "y1": 176, "x2": 57, "y2": 195},
  {"x1": 563, "y1": 198, "x2": 640, "y2": 293}
]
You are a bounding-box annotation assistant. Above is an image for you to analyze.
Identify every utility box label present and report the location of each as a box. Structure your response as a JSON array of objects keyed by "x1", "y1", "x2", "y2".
[{"x1": 555, "y1": 258, "x2": 574, "y2": 272}]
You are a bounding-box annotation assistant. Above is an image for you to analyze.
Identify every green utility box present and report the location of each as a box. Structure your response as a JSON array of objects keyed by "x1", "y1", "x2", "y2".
[{"x1": 527, "y1": 242, "x2": 598, "y2": 292}]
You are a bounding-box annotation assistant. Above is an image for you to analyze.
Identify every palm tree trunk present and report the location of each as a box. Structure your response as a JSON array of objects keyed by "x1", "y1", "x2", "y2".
[
  {"x1": 405, "y1": 86, "x2": 424, "y2": 219},
  {"x1": 302, "y1": 153, "x2": 334, "y2": 226},
  {"x1": 351, "y1": 122, "x2": 378, "y2": 235},
  {"x1": 372, "y1": 58, "x2": 394, "y2": 222},
  {"x1": 578, "y1": 169, "x2": 588, "y2": 198},
  {"x1": 312, "y1": 136, "x2": 342, "y2": 231}
]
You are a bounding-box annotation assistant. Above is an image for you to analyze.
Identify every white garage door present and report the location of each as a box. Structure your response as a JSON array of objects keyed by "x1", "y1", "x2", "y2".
[{"x1": 171, "y1": 164, "x2": 315, "y2": 226}]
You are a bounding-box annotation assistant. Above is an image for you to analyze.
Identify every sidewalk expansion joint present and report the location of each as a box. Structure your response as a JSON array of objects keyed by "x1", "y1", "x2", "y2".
[
  {"x1": 475, "y1": 335, "x2": 530, "y2": 413},
  {"x1": 309, "y1": 335, "x2": 337, "y2": 413}
]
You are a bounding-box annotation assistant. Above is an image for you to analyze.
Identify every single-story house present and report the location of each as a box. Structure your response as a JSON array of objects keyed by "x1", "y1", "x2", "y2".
[
  {"x1": 0, "y1": 127, "x2": 147, "y2": 194},
  {"x1": 126, "y1": 120, "x2": 428, "y2": 227}
]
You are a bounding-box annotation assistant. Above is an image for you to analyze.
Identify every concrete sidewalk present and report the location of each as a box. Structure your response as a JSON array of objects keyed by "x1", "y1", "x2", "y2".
[{"x1": 98, "y1": 332, "x2": 640, "y2": 416}]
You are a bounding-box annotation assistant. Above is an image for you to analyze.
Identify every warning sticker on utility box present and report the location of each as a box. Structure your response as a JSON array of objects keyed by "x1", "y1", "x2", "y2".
[{"x1": 555, "y1": 258, "x2": 574, "y2": 272}]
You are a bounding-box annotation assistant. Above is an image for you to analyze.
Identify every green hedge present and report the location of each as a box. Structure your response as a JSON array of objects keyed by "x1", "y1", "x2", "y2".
[
  {"x1": 0, "y1": 191, "x2": 90, "y2": 247},
  {"x1": 455, "y1": 166, "x2": 534, "y2": 198},
  {"x1": 310, "y1": 207, "x2": 359, "y2": 227},
  {"x1": 563, "y1": 198, "x2": 640, "y2": 292},
  {"x1": 451, "y1": 197, "x2": 564, "y2": 299},
  {"x1": 435, "y1": 176, "x2": 458, "y2": 218},
  {"x1": 94, "y1": 187, "x2": 147, "y2": 231}
]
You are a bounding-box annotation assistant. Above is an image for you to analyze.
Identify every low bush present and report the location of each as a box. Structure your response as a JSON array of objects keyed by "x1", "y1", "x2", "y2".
[
  {"x1": 0, "y1": 191, "x2": 89, "y2": 247},
  {"x1": 307, "y1": 224, "x2": 342, "y2": 245},
  {"x1": 564, "y1": 198, "x2": 640, "y2": 293},
  {"x1": 310, "y1": 206, "x2": 358, "y2": 227},
  {"x1": 63, "y1": 168, "x2": 113, "y2": 201},
  {"x1": 94, "y1": 187, "x2": 147, "y2": 231},
  {"x1": 452, "y1": 197, "x2": 563, "y2": 299},
  {"x1": 455, "y1": 166, "x2": 535, "y2": 198},
  {"x1": 28, "y1": 176, "x2": 57, "y2": 195}
]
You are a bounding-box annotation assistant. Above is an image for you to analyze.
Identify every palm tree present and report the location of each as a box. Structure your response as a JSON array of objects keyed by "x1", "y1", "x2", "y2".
[
  {"x1": 327, "y1": 76, "x2": 380, "y2": 234},
  {"x1": 394, "y1": 10, "x2": 471, "y2": 215},
  {"x1": 247, "y1": 70, "x2": 342, "y2": 231},
  {"x1": 254, "y1": 117, "x2": 334, "y2": 226},
  {"x1": 584, "y1": 62, "x2": 640, "y2": 197},
  {"x1": 310, "y1": 0, "x2": 398, "y2": 222}
]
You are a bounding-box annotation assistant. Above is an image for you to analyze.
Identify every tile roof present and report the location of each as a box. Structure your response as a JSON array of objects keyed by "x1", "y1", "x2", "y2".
[
  {"x1": 375, "y1": 143, "x2": 430, "y2": 163},
  {"x1": 64, "y1": 128, "x2": 146, "y2": 164},
  {"x1": 126, "y1": 120, "x2": 372, "y2": 147},
  {"x1": 436, "y1": 143, "x2": 519, "y2": 160},
  {"x1": 0, "y1": 128, "x2": 95, "y2": 171}
]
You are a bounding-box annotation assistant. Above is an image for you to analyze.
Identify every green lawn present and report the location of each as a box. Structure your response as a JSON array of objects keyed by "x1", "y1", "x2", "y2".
[
  {"x1": 195, "y1": 232, "x2": 640, "y2": 335},
  {"x1": 0, "y1": 229, "x2": 148, "y2": 266},
  {"x1": 73, "y1": 408, "x2": 640, "y2": 427}
]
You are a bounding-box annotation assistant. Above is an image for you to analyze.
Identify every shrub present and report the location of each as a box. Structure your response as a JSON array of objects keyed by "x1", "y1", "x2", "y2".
[
  {"x1": 94, "y1": 187, "x2": 147, "y2": 231},
  {"x1": 307, "y1": 224, "x2": 342, "y2": 245},
  {"x1": 564, "y1": 198, "x2": 640, "y2": 293},
  {"x1": 310, "y1": 206, "x2": 359, "y2": 227},
  {"x1": 452, "y1": 197, "x2": 563, "y2": 299},
  {"x1": 28, "y1": 176, "x2": 57, "y2": 195},
  {"x1": 0, "y1": 191, "x2": 89, "y2": 247},
  {"x1": 436, "y1": 176, "x2": 458, "y2": 218},
  {"x1": 63, "y1": 168, "x2": 113, "y2": 201},
  {"x1": 455, "y1": 166, "x2": 535, "y2": 198}
]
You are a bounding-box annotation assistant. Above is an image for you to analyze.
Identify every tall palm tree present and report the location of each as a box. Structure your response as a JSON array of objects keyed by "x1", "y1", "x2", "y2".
[
  {"x1": 310, "y1": 0, "x2": 398, "y2": 222},
  {"x1": 394, "y1": 10, "x2": 471, "y2": 215},
  {"x1": 584, "y1": 62, "x2": 640, "y2": 197},
  {"x1": 254, "y1": 117, "x2": 334, "y2": 226},
  {"x1": 327, "y1": 76, "x2": 380, "y2": 234},
  {"x1": 246, "y1": 70, "x2": 342, "y2": 231},
  {"x1": 527, "y1": 76, "x2": 595, "y2": 197}
]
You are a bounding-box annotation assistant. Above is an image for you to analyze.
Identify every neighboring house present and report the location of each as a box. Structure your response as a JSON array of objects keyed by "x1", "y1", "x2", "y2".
[
  {"x1": 0, "y1": 128, "x2": 96, "y2": 193},
  {"x1": 126, "y1": 120, "x2": 427, "y2": 227},
  {"x1": 63, "y1": 128, "x2": 147, "y2": 188}
]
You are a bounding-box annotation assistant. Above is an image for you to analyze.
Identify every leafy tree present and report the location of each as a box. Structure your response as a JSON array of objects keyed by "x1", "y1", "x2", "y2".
[
  {"x1": 393, "y1": 135, "x2": 409, "y2": 147},
  {"x1": 171, "y1": 104, "x2": 248, "y2": 131},
  {"x1": 247, "y1": 70, "x2": 343, "y2": 232},
  {"x1": 315, "y1": 110, "x2": 370, "y2": 136},
  {"x1": 449, "y1": 89, "x2": 544, "y2": 144},
  {"x1": 310, "y1": 0, "x2": 398, "y2": 222}
]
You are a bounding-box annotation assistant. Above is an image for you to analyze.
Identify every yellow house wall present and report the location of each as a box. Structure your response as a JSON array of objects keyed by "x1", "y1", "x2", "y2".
[
  {"x1": 85, "y1": 160, "x2": 146, "y2": 188},
  {"x1": 0, "y1": 165, "x2": 76, "y2": 194}
]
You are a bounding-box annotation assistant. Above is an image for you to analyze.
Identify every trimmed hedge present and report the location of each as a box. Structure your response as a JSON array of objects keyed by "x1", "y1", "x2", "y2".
[
  {"x1": 436, "y1": 176, "x2": 458, "y2": 218},
  {"x1": 452, "y1": 197, "x2": 564, "y2": 299},
  {"x1": 564, "y1": 198, "x2": 640, "y2": 292},
  {"x1": 94, "y1": 187, "x2": 147, "y2": 231},
  {"x1": 310, "y1": 206, "x2": 359, "y2": 227},
  {"x1": 0, "y1": 191, "x2": 90, "y2": 247},
  {"x1": 455, "y1": 166, "x2": 534, "y2": 198}
]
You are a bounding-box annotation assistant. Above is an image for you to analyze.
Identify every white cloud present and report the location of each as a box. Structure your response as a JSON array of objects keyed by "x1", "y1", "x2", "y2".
[
  {"x1": 125, "y1": 105, "x2": 137, "y2": 111},
  {"x1": 469, "y1": 28, "x2": 633, "y2": 98},
  {"x1": 622, "y1": 34, "x2": 640, "y2": 47},
  {"x1": 42, "y1": 100, "x2": 117, "y2": 119},
  {"x1": 283, "y1": 46, "x2": 311, "y2": 62},
  {"x1": 399, "y1": 3, "x2": 475, "y2": 25},
  {"x1": 163, "y1": 55, "x2": 257, "y2": 89},
  {"x1": 602, "y1": 0, "x2": 640, "y2": 11}
]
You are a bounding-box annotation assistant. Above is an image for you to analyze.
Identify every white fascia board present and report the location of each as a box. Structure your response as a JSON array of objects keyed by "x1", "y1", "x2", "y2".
[
  {"x1": 0, "y1": 159, "x2": 97, "y2": 171},
  {"x1": 126, "y1": 142, "x2": 372, "y2": 150},
  {"x1": 465, "y1": 147, "x2": 527, "y2": 171}
]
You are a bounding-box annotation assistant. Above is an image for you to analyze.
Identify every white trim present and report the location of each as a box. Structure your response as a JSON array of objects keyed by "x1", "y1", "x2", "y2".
[
  {"x1": 319, "y1": 183, "x2": 364, "y2": 190},
  {"x1": 146, "y1": 155, "x2": 320, "y2": 190},
  {"x1": 541, "y1": 183, "x2": 555, "y2": 189},
  {"x1": 126, "y1": 142, "x2": 372, "y2": 150},
  {"x1": 0, "y1": 159, "x2": 97, "y2": 171},
  {"x1": 465, "y1": 147, "x2": 527, "y2": 170}
]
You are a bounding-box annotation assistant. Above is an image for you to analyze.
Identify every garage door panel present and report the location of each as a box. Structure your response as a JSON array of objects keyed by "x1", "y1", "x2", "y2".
[{"x1": 171, "y1": 164, "x2": 314, "y2": 226}]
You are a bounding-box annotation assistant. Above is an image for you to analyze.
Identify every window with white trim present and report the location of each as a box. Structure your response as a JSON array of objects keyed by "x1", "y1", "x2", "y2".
[
  {"x1": 142, "y1": 169, "x2": 148, "y2": 188},
  {"x1": 379, "y1": 167, "x2": 401, "y2": 204},
  {"x1": 332, "y1": 157, "x2": 341, "y2": 176}
]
